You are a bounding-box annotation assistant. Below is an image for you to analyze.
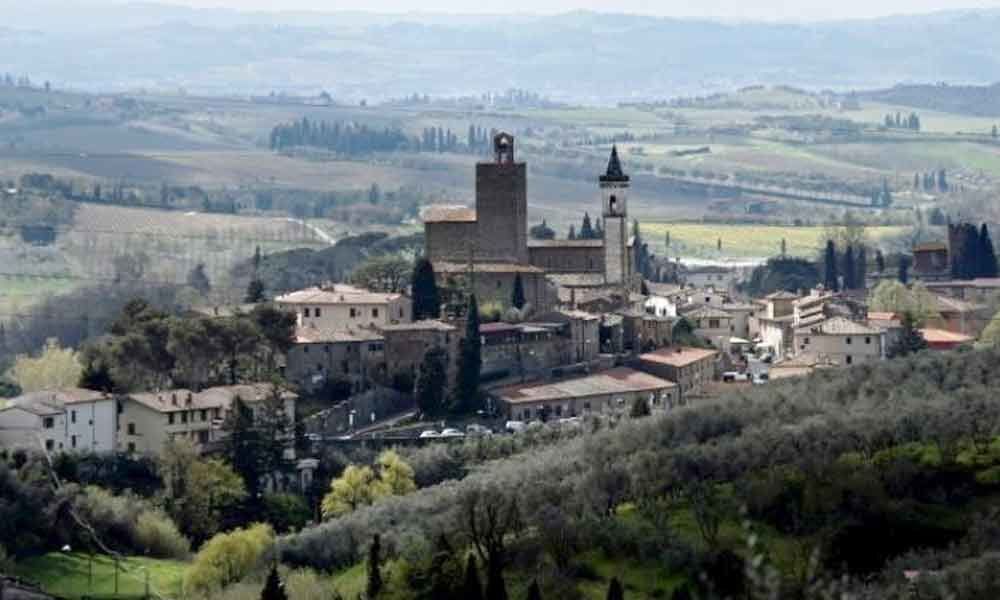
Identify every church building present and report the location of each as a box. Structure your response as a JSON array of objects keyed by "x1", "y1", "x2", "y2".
[{"x1": 422, "y1": 132, "x2": 634, "y2": 311}]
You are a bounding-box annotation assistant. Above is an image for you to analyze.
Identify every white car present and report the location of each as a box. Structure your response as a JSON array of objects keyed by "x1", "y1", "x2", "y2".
[
  {"x1": 466, "y1": 424, "x2": 493, "y2": 436},
  {"x1": 505, "y1": 420, "x2": 527, "y2": 433},
  {"x1": 439, "y1": 428, "x2": 465, "y2": 438},
  {"x1": 418, "y1": 430, "x2": 440, "y2": 439},
  {"x1": 752, "y1": 373, "x2": 770, "y2": 385},
  {"x1": 722, "y1": 371, "x2": 750, "y2": 383}
]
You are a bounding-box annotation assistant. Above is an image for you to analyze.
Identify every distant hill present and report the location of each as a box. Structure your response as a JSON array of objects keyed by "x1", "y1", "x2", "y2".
[
  {"x1": 5, "y1": 5, "x2": 1000, "y2": 102},
  {"x1": 862, "y1": 83, "x2": 1000, "y2": 117}
]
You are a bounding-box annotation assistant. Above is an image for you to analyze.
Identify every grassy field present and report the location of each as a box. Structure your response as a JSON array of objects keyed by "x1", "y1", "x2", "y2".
[
  {"x1": 12, "y1": 552, "x2": 188, "y2": 599},
  {"x1": 641, "y1": 222, "x2": 908, "y2": 259}
]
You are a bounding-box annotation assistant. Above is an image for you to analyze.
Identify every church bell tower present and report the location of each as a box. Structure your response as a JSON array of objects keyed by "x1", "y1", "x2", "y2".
[{"x1": 601, "y1": 145, "x2": 630, "y2": 284}]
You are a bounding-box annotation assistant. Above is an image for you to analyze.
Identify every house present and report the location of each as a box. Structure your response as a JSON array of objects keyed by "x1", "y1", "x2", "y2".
[
  {"x1": 276, "y1": 284, "x2": 412, "y2": 330},
  {"x1": 683, "y1": 266, "x2": 744, "y2": 290},
  {"x1": 380, "y1": 320, "x2": 460, "y2": 390},
  {"x1": 681, "y1": 287, "x2": 730, "y2": 310},
  {"x1": 119, "y1": 384, "x2": 296, "y2": 455},
  {"x1": 793, "y1": 289, "x2": 837, "y2": 329},
  {"x1": 683, "y1": 305, "x2": 735, "y2": 348},
  {"x1": 285, "y1": 325, "x2": 386, "y2": 393},
  {"x1": 920, "y1": 328, "x2": 974, "y2": 350},
  {"x1": 644, "y1": 294, "x2": 678, "y2": 318},
  {"x1": 494, "y1": 367, "x2": 677, "y2": 421},
  {"x1": 927, "y1": 294, "x2": 988, "y2": 337},
  {"x1": 752, "y1": 291, "x2": 800, "y2": 359},
  {"x1": 480, "y1": 322, "x2": 564, "y2": 380},
  {"x1": 793, "y1": 317, "x2": 886, "y2": 366},
  {"x1": 912, "y1": 242, "x2": 949, "y2": 279},
  {"x1": 769, "y1": 352, "x2": 837, "y2": 380},
  {"x1": 618, "y1": 310, "x2": 676, "y2": 352},
  {"x1": 636, "y1": 346, "x2": 719, "y2": 402},
  {"x1": 0, "y1": 389, "x2": 115, "y2": 453},
  {"x1": 721, "y1": 303, "x2": 757, "y2": 340},
  {"x1": 925, "y1": 278, "x2": 1000, "y2": 303}
]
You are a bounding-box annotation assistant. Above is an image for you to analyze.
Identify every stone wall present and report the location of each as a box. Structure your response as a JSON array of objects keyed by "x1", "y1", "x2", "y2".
[
  {"x1": 475, "y1": 162, "x2": 528, "y2": 263},
  {"x1": 528, "y1": 245, "x2": 604, "y2": 274}
]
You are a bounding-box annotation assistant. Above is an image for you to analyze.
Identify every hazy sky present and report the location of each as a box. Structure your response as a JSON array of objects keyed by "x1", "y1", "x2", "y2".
[{"x1": 129, "y1": 0, "x2": 1000, "y2": 21}]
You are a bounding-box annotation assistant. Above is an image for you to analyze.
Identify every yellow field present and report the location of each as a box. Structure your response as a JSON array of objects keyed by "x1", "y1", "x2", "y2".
[{"x1": 642, "y1": 222, "x2": 907, "y2": 258}]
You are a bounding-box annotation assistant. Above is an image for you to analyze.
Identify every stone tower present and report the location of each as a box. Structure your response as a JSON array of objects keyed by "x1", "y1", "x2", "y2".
[
  {"x1": 601, "y1": 145, "x2": 630, "y2": 284},
  {"x1": 475, "y1": 132, "x2": 528, "y2": 263}
]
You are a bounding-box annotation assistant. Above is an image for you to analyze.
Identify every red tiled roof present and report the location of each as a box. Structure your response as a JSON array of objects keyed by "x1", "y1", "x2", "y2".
[
  {"x1": 421, "y1": 205, "x2": 477, "y2": 223},
  {"x1": 639, "y1": 346, "x2": 719, "y2": 367},
  {"x1": 495, "y1": 367, "x2": 675, "y2": 405}
]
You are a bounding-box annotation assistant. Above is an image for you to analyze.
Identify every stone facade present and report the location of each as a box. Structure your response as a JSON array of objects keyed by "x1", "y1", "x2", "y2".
[
  {"x1": 422, "y1": 136, "x2": 633, "y2": 308},
  {"x1": 380, "y1": 320, "x2": 460, "y2": 390}
]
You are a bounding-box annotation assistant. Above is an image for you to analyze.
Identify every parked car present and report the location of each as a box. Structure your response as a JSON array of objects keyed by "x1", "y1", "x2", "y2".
[
  {"x1": 418, "y1": 430, "x2": 440, "y2": 439},
  {"x1": 752, "y1": 373, "x2": 770, "y2": 385},
  {"x1": 439, "y1": 428, "x2": 465, "y2": 438},
  {"x1": 722, "y1": 371, "x2": 750, "y2": 382},
  {"x1": 466, "y1": 424, "x2": 493, "y2": 436},
  {"x1": 505, "y1": 420, "x2": 527, "y2": 433}
]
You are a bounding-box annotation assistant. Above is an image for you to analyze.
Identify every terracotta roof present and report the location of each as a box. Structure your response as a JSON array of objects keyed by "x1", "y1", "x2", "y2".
[
  {"x1": 433, "y1": 262, "x2": 545, "y2": 274},
  {"x1": 495, "y1": 367, "x2": 672, "y2": 405},
  {"x1": 795, "y1": 316, "x2": 882, "y2": 336},
  {"x1": 421, "y1": 205, "x2": 477, "y2": 223},
  {"x1": 931, "y1": 294, "x2": 983, "y2": 314},
  {"x1": 528, "y1": 239, "x2": 604, "y2": 248},
  {"x1": 13, "y1": 388, "x2": 110, "y2": 407},
  {"x1": 128, "y1": 384, "x2": 295, "y2": 414},
  {"x1": 867, "y1": 311, "x2": 899, "y2": 322},
  {"x1": 920, "y1": 328, "x2": 974, "y2": 344},
  {"x1": 913, "y1": 242, "x2": 948, "y2": 252},
  {"x1": 379, "y1": 320, "x2": 456, "y2": 332},
  {"x1": 647, "y1": 282, "x2": 683, "y2": 297},
  {"x1": 639, "y1": 346, "x2": 719, "y2": 368},
  {"x1": 295, "y1": 325, "x2": 384, "y2": 344},
  {"x1": 276, "y1": 285, "x2": 403, "y2": 305}
]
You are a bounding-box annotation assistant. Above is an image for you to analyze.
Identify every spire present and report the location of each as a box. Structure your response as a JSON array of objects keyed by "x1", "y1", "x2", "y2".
[{"x1": 600, "y1": 145, "x2": 629, "y2": 183}]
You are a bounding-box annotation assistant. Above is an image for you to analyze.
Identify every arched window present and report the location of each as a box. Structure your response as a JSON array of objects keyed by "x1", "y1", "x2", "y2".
[{"x1": 609, "y1": 195, "x2": 617, "y2": 213}]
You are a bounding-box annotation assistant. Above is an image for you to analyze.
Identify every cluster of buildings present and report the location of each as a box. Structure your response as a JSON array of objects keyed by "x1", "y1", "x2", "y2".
[{"x1": 2, "y1": 132, "x2": 993, "y2": 459}]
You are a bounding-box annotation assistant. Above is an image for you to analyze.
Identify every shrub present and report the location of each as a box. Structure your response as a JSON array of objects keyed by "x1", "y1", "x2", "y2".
[
  {"x1": 185, "y1": 524, "x2": 275, "y2": 594},
  {"x1": 134, "y1": 509, "x2": 191, "y2": 559},
  {"x1": 262, "y1": 493, "x2": 312, "y2": 534}
]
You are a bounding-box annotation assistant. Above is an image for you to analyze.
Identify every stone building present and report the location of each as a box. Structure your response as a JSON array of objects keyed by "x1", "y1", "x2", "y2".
[
  {"x1": 636, "y1": 346, "x2": 719, "y2": 402},
  {"x1": 380, "y1": 320, "x2": 460, "y2": 390},
  {"x1": 276, "y1": 284, "x2": 412, "y2": 330},
  {"x1": 422, "y1": 133, "x2": 634, "y2": 312},
  {"x1": 284, "y1": 326, "x2": 386, "y2": 393}
]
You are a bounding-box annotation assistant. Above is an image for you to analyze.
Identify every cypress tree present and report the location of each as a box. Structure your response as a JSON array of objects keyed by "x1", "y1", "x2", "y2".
[
  {"x1": 452, "y1": 294, "x2": 482, "y2": 414},
  {"x1": 412, "y1": 258, "x2": 441, "y2": 320},
  {"x1": 581, "y1": 213, "x2": 594, "y2": 239},
  {"x1": 261, "y1": 564, "x2": 288, "y2": 600},
  {"x1": 979, "y1": 223, "x2": 999, "y2": 277},
  {"x1": 606, "y1": 577, "x2": 624, "y2": 600},
  {"x1": 842, "y1": 246, "x2": 856, "y2": 290},
  {"x1": 512, "y1": 273, "x2": 526, "y2": 310},
  {"x1": 485, "y1": 563, "x2": 508, "y2": 600},
  {"x1": 856, "y1": 246, "x2": 868, "y2": 290},
  {"x1": 367, "y1": 534, "x2": 383, "y2": 599},
  {"x1": 889, "y1": 312, "x2": 928, "y2": 358},
  {"x1": 962, "y1": 223, "x2": 981, "y2": 280},
  {"x1": 462, "y1": 555, "x2": 483, "y2": 600},
  {"x1": 526, "y1": 581, "x2": 542, "y2": 600},
  {"x1": 899, "y1": 255, "x2": 911, "y2": 284},
  {"x1": 824, "y1": 240, "x2": 839, "y2": 291},
  {"x1": 568, "y1": 225, "x2": 576, "y2": 240}
]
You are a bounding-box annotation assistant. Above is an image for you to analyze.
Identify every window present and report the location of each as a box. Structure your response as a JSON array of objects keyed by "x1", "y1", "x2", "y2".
[
  {"x1": 350, "y1": 308, "x2": 357, "y2": 318},
  {"x1": 168, "y1": 413, "x2": 175, "y2": 425},
  {"x1": 213, "y1": 408, "x2": 221, "y2": 419},
  {"x1": 71, "y1": 435, "x2": 77, "y2": 448},
  {"x1": 846, "y1": 355, "x2": 853, "y2": 365},
  {"x1": 304, "y1": 307, "x2": 311, "y2": 317},
  {"x1": 128, "y1": 442, "x2": 136, "y2": 453},
  {"x1": 705, "y1": 297, "x2": 711, "y2": 303},
  {"x1": 71, "y1": 410, "x2": 77, "y2": 424},
  {"x1": 127, "y1": 423, "x2": 136, "y2": 435},
  {"x1": 497, "y1": 280, "x2": 502, "y2": 289},
  {"x1": 315, "y1": 307, "x2": 322, "y2": 318},
  {"x1": 198, "y1": 430, "x2": 209, "y2": 444},
  {"x1": 45, "y1": 439, "x2": 54, "y2": 451},
  {"x1": 846, "y1": 337, "x2": 852, "y2": 345},
  {"x1": 865, "y1": 336, "x2": 871, "y2": 344},
  {"x1": 709, "y1": 319, "x2": 720, "y2": 329},
  {"x1": 372, "y1": 308, "x2": 379, "y2": 318},
  {"x1": 201, "y1": 409, "x2": 208, "y2": 422},
  {"x1": 303, "y1": 345, "x2": 310, "y2": 354},
  {"x1": 803, "y1": 337, "x2": 810, "y2": 345},
  {"x1": 43, "y1": 417, "x2": 54, "y2": 429},
  {"x1": 181, "y1": 412, "x2": 188, "y2": 424}
]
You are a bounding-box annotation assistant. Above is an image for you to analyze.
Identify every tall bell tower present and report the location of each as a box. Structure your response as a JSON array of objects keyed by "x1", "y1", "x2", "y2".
[{"x1": 601, "y1": 145, "x2": 630, "y2": 284}]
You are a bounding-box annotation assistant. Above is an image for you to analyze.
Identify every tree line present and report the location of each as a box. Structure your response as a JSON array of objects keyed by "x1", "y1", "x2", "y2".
[
  {"x1": 884, "y1": 111, "x2": 921, "y2": 131},
  {"x1": 949, "y1": 222, "x2": 998, "y2": 280}
]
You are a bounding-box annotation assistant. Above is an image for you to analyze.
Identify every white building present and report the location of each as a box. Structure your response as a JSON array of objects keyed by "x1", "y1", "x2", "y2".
[
  {"x1": 0, "y1": 389, "x2": 115, "y2": 453},
  {"x1": 276, "y1": 285, "x2": 412, "y2": 331},
  {"x1": 792, "y1": 317, "x2": 886, "y2": 366}
]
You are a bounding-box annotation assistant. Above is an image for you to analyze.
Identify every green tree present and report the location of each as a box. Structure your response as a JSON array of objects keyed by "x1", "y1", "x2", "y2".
[
  {"x1": 889, "y1": 312, "x2": 928, "y2": 358},
  {"x1": 629, "y1": 396, "x2": 651, "y2": 418},
  {"x1": 842, "y1": 246, "x2": 856, "y2": 290},
  {"x1": 979, "y1": 224, "x2": 999, "y2": 277},
  {"x1": 376, "y1": 450, "x2": 417, "y2": 496},
  {"x1": 868, "y1": 280, "x2": 939, "y2": 325},
  {"x1": 160, "y1": 438, "x2": 247, "y2": 543},
  {"x1": 580, "y1": 212, "x2": 594, "y2": 239},
  {"x1": 898, "y1": 255, "x2": 911, "y2": 284},
  {"x1": 486, "y1": 565, "x2": 508, "y2": 600},
  {"x1": 185, "y1": 523, "x2": 274, "y2": 594},
  {"x1": 568, "y1": 225, "x2": 576, "y2": 240},
  {"x1": 6, "y1": 339, "x2": 82, "y2": 393},
  {"x1": 245, "y1": 278, "x2": 266, "y2": 303},
  {"x1": 824, "y1": 240, "x2": 839, "y2": 291},
  {"x1": 416, "y1": 346, "x2": 448, "y2": 416},
  {"x1": 876, "y1": 249, "x2": 886, "y2": 273},
  {"x1": 187, "y1": 263, "x2": 212, "y2": 296},
  {"x1": 367, "y1": 534, "x2": 383, "y2": 599},
  {"x1": 512, "y1": 273, "x2": 526, "y2": 310},
  {"x1": 529, "y1": 220, "x2": 555, "y2": 240},
  {"x1": 224, "y1": 395, "x2": 266, "y2": 500},
  {"x1": 462, "y1": 555, "x2": 483, "y2": 600},
  {"x1": 261, "y1": 564, "x2": 288, "y2": 600},
  {"x1": 856, "y1": 246, "x2": 868, "y2": 289},
  {"x1": 606, "y1": 577, "x2": 624, "y2": 600},
  {"x1": 452, "y1": 295, "x2": 482, "y2": 414},
  {"x1": 526, "y1": 580, "x2": 542, "y2": 600},
  {"x1": 979, "y1": 309, "x2": 1000, "y2": 346},
  {"x1": 321, "y1": 465, "x2": 383, "y2": 519},
  {"x1": 412, "y1": 258, "x2": 441, "y2": 320},
  {"x1": 350, "y1": 254, "x2": 411, "y2": 293}
]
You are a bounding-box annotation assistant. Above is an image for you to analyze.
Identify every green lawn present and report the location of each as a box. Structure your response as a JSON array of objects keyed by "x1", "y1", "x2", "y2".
[{"x1": 12, "y1": 552, "x2": 188, "y2": 600}]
